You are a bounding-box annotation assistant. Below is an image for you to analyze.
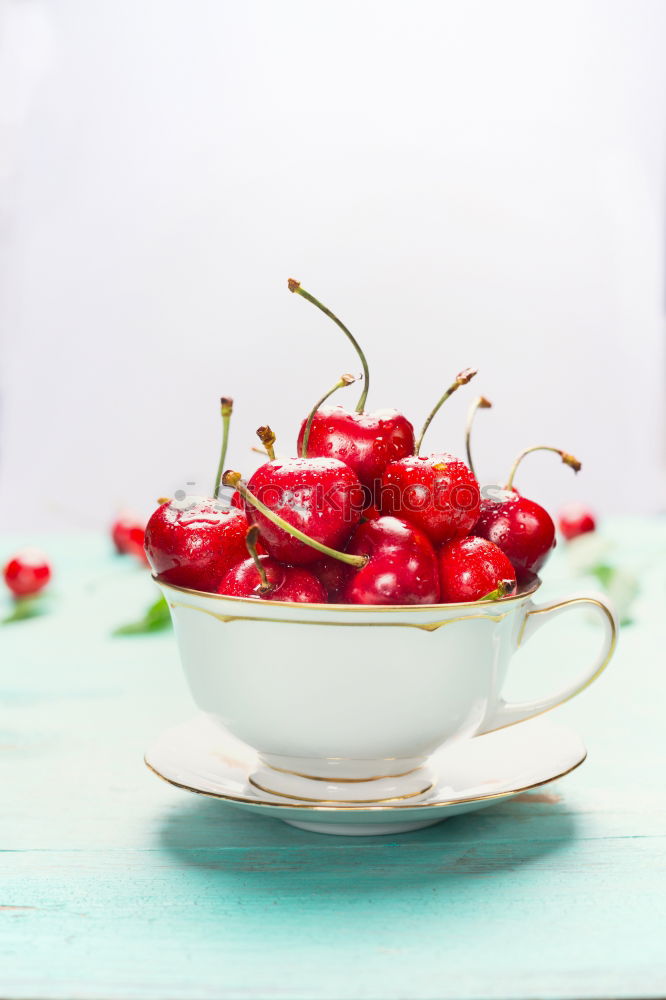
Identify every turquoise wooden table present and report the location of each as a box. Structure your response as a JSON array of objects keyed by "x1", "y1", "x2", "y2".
[{"x1": 2, "y1": 518, "x2": 666, "y2": 1000}]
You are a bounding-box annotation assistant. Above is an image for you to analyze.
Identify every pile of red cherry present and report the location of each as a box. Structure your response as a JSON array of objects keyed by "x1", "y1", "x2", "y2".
[{"x1": 141, "y1": 281, "x2": 593, "y2": 607}]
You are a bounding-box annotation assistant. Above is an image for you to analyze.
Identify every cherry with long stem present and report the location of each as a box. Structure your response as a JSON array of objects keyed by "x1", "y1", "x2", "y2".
[
  {"x1": 222, "y1": 471, "x2": 367, "y2": 568},
  {"x1": 301, "y1": 373, "x2": 357, "y2": 457},
  {"x1": 465, "y1": 395, "x2": 492, "y2": 478},
  {"x1": 245, "y1": 526, "x2": 272, "y2": 593},
  {"x1": 505, "y1": 446, "x2": 581, "y2": 490},
  {"x1": 213, "y1": 397, "x2": 234, "y2": 498},
  {"x1": 416, "y1": 369, "x2": 477, "y2": 455},
  {"x1": 288, "y1": 279, "x2": 369, "y2": 413}
]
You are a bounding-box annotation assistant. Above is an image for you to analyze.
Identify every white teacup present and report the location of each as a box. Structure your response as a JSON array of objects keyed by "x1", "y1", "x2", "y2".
[{"x1": 157, "y1": 578, "x2": 616, "y2": 805}]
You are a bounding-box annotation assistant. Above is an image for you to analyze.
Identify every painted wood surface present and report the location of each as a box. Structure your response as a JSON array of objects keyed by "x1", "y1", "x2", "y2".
[{"x1": 1, "y1": 520, "x2": 665, "y2": 999}]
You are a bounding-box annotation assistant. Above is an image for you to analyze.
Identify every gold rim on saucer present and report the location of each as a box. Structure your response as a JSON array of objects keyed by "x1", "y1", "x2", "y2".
[{"x1": 144, "y1": 751, "x2": 586, "y2": 813}]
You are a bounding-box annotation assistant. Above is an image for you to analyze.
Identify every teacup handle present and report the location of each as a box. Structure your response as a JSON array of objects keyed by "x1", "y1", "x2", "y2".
[{"x1": 481, "y1": 591, "x2": 618, "y2": 734}]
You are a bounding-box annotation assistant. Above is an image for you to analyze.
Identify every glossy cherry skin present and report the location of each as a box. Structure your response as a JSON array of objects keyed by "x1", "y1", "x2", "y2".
[
  {"x1": 311, "y1": 499, "x2": 385, "y2": 600},
  {"x1": 439, "y1": 536, "x2": 517, "y2": 603},
  {"x1": 111, "y1": 514, "x2": 148, "y2": 565},
  {"x1": 311, "y1": 556, "x2": 348, "y2": 602},
  {"x1": 379, "y1": 453, "x2": 480, "y2": 545},
  {"x1": 339, "y1": 516, "x2": 440, "y2": 605},
  {"x1": 297, "y1": 406, "x2": 415, "y2": 500},
  {"x1": 473, "y1": 492, "x2": 555, "y2": 583},
  {"x1": 3, "y1": 549, "x2": 52, "y2": 598},
  {"x1": 558, "y1": 503, "x2": 596, "y2": 541},
  {"x1": 144, "y1": 498, "x2": 250, "y2": 593},
  {"x1": 219, "y1": 556, "x2": 327, "y2": 603},
  {"x1": 245, "y1": 457, "x2": 363, "y2": 566}
]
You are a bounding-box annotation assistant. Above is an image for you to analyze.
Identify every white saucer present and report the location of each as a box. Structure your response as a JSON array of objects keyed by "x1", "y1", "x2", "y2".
[{"x1": 145, "y1": 715, "x2": 586, "y2": 836}]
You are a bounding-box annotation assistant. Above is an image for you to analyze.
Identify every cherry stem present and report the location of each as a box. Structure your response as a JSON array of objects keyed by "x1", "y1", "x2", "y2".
[
  {"x1": 245, "y1": 526, "x2": 272, "y2": 593},
  {"x1": 288, "y1": 279, "x2": 369, "y2": 412},
  {"x1": 222, "y1": 470, "x2": 367, "y2": 568},
  {"x1": 415, "y1": 369, "x2": 477, "y2": 455},
  {"x1": 480, "y1": 579, "x2": 516, "y2": 602},
  {"x1": 465, "y1": 395, "x2": 492, "y2": 478},
  {"x1": 214, "y1": 398, "x2": 234, "y2": 499},
  {"x1": 302, "y1": 373, "x2": 358, "y2": 458},
  {"x1": 505, "y1": 446, "x2": 582, "y2": 490},
  {"x1": 256, "y1": 426, "x2": 276, "y2": 461}
]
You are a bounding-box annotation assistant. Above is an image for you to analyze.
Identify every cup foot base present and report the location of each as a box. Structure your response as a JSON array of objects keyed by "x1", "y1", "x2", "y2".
[
  {"x1": 284, "y1": 817, "x2": 445, "y2": 836},
  {"x1": 249, "y1": 759, "x2": 436, "y2": 805}
]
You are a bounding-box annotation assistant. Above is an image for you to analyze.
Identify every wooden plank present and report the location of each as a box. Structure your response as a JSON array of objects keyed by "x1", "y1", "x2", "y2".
[{"x1": 1, "y1": 837, "x2": 665, "y2": 1000}]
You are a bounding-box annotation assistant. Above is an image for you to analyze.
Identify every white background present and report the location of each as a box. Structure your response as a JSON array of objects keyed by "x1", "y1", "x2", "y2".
[{"x1": 1, "y1": 0, "x2": 664, "y2": 533}]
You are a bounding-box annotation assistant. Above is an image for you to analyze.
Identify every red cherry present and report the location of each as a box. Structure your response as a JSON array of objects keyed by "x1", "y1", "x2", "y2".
[
  {"x1": 380, "y1": 453, "x2": 481, "y2": 545},
  {"x1": 244, "y1": 456, "x2": 363, "y2": 566},
  {"x1": 3, "y1": 549, "x2": 51, "y2": 598},
  {"x1": 439, "y1": 536, "x2": 516, "y2": 603},
  {"x1": 112, "y1": 514, "x2": 142, "y2": 553},
  {"x1": 145, "y1": 396, "x2": 253, "y2": 592},
  {"x1": 228, "y1": 476, "x2": 438, "y2": 606},
  {"x1": 219, "y1": 527, "x2": 327, "y2": 604},
  {"x1": 111, "y1": 514, "x2": 148, "y2": 565},
  {"x1": 144, "y1": 498, "x2": 249, "y2": 592},
  {"x1": 297, "y1": 406, "x2": 414, "y2": 498},
  {"x1": 360, "y1": 502, "x2": 382, "y2": 521},
  {"x1": 311, "y1": 555, "x2": 348, "y2": 601},
  {"x1": 558, "y1": 503, "x2": 596, "y2": 540},
  {"x1": 473, "y1": 493, "x2": 555, "y2": 583},
  {"x1": 340, "y1": 516, "x2": 440, "y2": 605},
  {"x1": 288, "y1": 281, "x2": 414, "y2": 496},
  {"x1": 473, "y1": 445, "x2": 582, "y2": 582},
  {"x1": 219, "y1": 556, "x2": 326, "y2": 603},
  {"x1": 377, "y1": 369, "x2": 480, "y2": 544}
]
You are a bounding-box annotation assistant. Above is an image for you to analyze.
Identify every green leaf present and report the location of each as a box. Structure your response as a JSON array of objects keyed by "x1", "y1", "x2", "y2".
[
  {"x1": 589, "y1": 563, "x2": 639, "y2": 627},
  {"x1": 590, "y1": 563, "x2": 615, "y2": 588},
  {"x1": 113, "y1": 595, "x2": 172, "y2": 636},
  {"x1": 1, "y1": 598, "x2": 46, "y2": 625}
]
